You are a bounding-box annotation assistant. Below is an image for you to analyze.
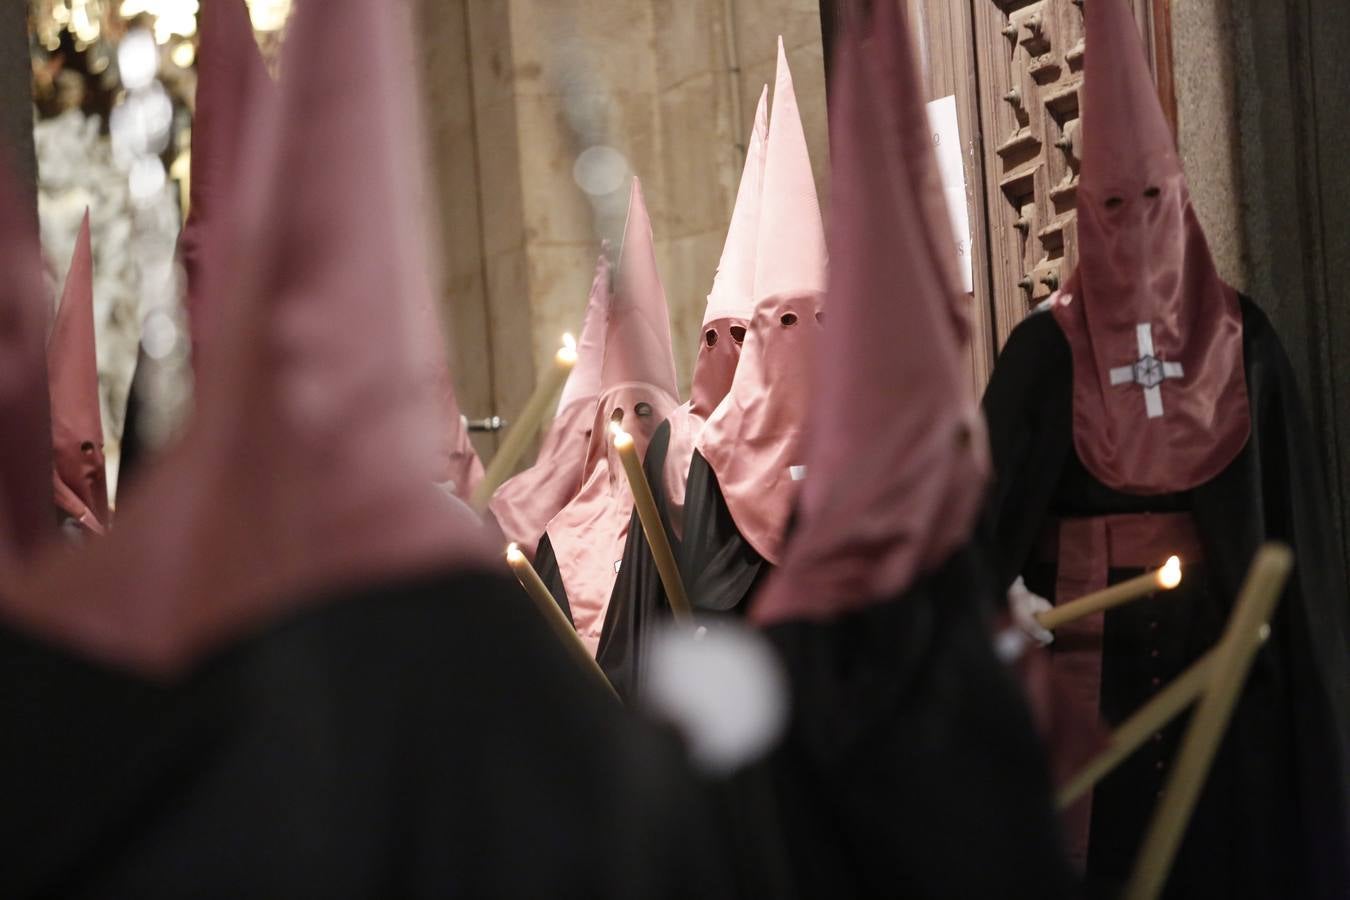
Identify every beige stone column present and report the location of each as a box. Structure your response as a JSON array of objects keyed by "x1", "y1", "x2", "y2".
[{"x1": 415, "y1": 0, "x2": 827, "y2": 465}]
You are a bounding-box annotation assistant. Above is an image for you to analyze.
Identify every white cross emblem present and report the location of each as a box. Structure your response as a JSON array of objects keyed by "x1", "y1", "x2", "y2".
[{"x1": 1108, "y1": 324, "x2": 1184, "y2": 419}]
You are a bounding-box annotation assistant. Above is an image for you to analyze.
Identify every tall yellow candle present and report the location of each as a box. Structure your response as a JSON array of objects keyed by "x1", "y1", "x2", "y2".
[
  {"x1": 471, "y1": 334, "x2": 577, "y2": 510},
  {"x1": 505, "y1": 543, "x2": 620, "y2": 701},
  {"x1": 1037, "y1": 555, "x2": 1182, "y2": 631},
  {"x1": 1058, "y1": 650, "x2": 1217, "y2": 809},
  {"x1": 612, "y1": 426, "x2": 693, "y2": 624}
]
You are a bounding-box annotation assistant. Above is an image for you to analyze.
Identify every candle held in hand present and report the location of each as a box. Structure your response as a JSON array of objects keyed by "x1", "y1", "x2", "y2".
[
  {"x1": 505, "y1": 542, "x2": 619, "y2": 700},
  {"x1": 1036, "y1": 554, "x2": 1184, "y2": 631},
  {"x1": 612, "y1": 427, "x2": 693, "y2": 624}
]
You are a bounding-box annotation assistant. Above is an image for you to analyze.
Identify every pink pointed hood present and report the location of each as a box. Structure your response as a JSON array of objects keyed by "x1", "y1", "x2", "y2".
[
  {"x1": 48, "y1": 211, "x2": 109, "y2": 535},
  {"x1": 0, "y1": 0, "x2": 497, "y2": 675},
  {"x1": 179, "y1": 0, "x2": 276, "y2": 371},
  {"x1": 753, "y1": 0, "x2": 988, "y2": 624},
  {"x1": 0, "y1": 165, "x2": 56, "y2": 560},
  {"x1": 661, "y1": 85, "x2": 768, "y2": 536},
  {"x1": 488, "y1": 248, "x2": 612, "y2": 558},
  {"x1": 697, "y1": 39, "x2": 827, "y2": 565},
  {"x1": 1050, "y1": 0, "x2": 1247, "y2": 494},
  {"x1": 545, "y1": 179, "x2": 679, "y2": 654},
  {"x1": 556, "y1": 247, "x2": 611, "y2": 414}
]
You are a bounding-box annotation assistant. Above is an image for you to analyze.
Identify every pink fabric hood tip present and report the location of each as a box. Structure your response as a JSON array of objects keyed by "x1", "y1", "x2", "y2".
[
  {"x1": 489, "y1": 247, "x2": 613, "y2": 558},
  {"x1": 0, "y1": 0, "x2": 498, "y2": 676},
  {"x1": 661, "y1": 84, "x2": 769, "y2": 537},
  {"x1": 48, "y1": 210, "x2": 110, "y2": 536}
]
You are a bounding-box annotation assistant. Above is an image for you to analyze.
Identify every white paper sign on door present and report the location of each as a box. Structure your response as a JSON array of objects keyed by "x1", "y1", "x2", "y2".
[{"x1": 924, "y1": 95, "x2": 974, "y2": 294}]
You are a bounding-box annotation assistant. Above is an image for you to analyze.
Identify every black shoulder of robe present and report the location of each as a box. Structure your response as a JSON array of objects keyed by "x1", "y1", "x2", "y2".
[
  {"x1": 982, "y1": 296, "x2": 1350, "y2": 895},
  {"x1": 533, "y1": 531, "x2": 574, "y2": 625},
  {"x1": 596, "y1": 419, "x2": 677, "y2": 702},
  {"x1": 678, "y1": 450, "x2": 767, "y2": 615},
  {"x1": 757, "y1": 542, "x2": 1075, "y2": 898},
  {"x1": 0, "y1": 569, "x2": 737, "y2": 899},
  {"x1": 979, "y1": 306, "x2": 1074, "y2": 589}
]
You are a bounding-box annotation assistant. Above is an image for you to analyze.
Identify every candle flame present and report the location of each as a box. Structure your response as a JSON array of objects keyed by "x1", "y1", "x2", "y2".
[
  {"x1": 555, "y1": 334, "x2": 578, "y2": 367},
  {"x1": 1156, "y1": 555, "x2": 1182, "y2": 590},
  {"x1": 611, "y1": 424, "x2": 634, "y2": 450},
  {"x1": 505, "y1": 542, "x2": 524, "y2": 564}
]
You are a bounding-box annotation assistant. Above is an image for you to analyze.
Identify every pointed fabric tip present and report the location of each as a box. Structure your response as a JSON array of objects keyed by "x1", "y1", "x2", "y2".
[
  {"x1": 556, "y1": 247, "x2": 610, "y2": 414},
  {"x1": 754, "y1": 37, "x2": 826, "y2": 303},
  {"x1": 545, "y1": 183, "x2": 679, "y2": 653},
  {"x1": 1081, "y1": 0, "x2": 1178, "y2": 181},
  {"x1": 0, "y1": 0, "x2": 495, "y2": 675},
  {"x1": 695, "y1": 40, "x2": 826, "y2": 566},
  {"x1": 704, "y1": 84, "x2": 768, "y2": 325},
  {"x1": 752, "y1": 0, "x2": 987, "y2": 624},
  {"x1": 486, "y1": 245, "x2": 613, "y2": 556},
  {"x1": 0, "y1": 163, "x2": 56, "y2": 560},
  {"x1": 180, "y1": 0, "x2": 276, "y2": 370},
  {"x1": 48, "y1": 210, "x2": 109, "y2": 534},
  {"x1": 1050, "y1": 0, "x2": 1248, "y2": 494},
  {"x1": 601, "y1": 178, "x2": 679, "y2": 399},
  {"x1": 659, "y1": 87, "x2": 769, "y2": 537}
]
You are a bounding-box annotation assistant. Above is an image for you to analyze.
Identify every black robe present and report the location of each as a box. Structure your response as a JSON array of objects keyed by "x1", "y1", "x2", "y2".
[
  {"x1": 677, "y1": 449, "x2": 769, "y2": 615},
  {"x1": 595, "y1": 419, "x2": 679, "y2": 701},
  {"x1": 983, "y1": 297, "x2": 1350, "y2": 898},
  {"x1": 0, "y1": 568, "x2": 738, "y2": 899},
  {"x1": 758, "y1": 542, "x2": 1076, "y2": 898}
]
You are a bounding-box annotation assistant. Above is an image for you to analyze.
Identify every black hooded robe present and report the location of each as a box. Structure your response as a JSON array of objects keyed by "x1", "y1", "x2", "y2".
[
  {"x1": 982, "y1": 297, "x2": 1350, "y2": 899},
  {"x1": 676, "y1": 449, "x2": 770, "y2": 615},
  {"x1": 757, "y1": 541, "x2": 1077, "y2": 898},
  {"x1": 0, "y1": 568, "x2": 738, "y2": 899}
]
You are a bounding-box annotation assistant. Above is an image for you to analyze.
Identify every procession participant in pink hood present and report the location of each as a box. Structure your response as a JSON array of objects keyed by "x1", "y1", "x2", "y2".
[
  {"x1": 533, "y1": 177, "x2": 680, "y2": 657},
  {"x1": 47, "y1": 211, "x2": 109, "y2": 537},
  {"x1": 595, "y1": 87, "x2": 769, "y2": 699},
  {"x1": 679, "y1": 38, "x2": 826, "y2": 618},
  {"x1": 747, "y1": 5, "x2": 1072, "y2": 894},
  {"x1": 0, "y1": 3, "x2": 735, "y2": 895},
  {"x1": 488, "y1": 247, "x2": 611, "y2": 559},
  {"x1": 983, "y1": 0, "x2": 1349, "y2": 894}
]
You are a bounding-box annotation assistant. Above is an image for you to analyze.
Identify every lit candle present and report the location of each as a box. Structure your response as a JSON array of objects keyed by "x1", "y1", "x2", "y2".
[
  {"x1": 505, "y1": 542, "x2": 620, "y2": 701},
  {"x1": 472, "y1": 334, "x2": 577, "y2": 510},
  {"x1": 1036, "y1": 555, "x2": 1183, "y2": 631},
  {"x1": 612, "y1": 426, "x2": 693, "y2": 624}
]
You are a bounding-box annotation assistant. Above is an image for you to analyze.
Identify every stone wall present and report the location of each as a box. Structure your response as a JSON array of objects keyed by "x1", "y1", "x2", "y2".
[{"x1": 414, "y1": 0, "x2": 827, "y2": 460}]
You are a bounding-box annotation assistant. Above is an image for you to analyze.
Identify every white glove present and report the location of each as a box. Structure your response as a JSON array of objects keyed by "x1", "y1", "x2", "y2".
[{"x1": 1008, "y1": 576, "x2": 1054, "y2": 646}]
